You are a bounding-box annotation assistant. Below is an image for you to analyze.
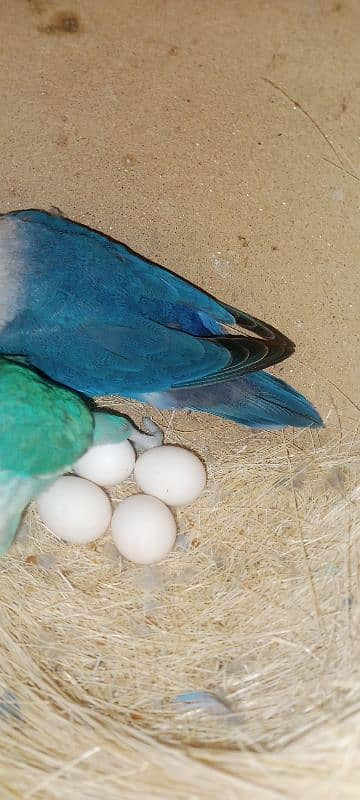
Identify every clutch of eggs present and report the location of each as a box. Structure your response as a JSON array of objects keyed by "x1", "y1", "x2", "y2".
[{"x1": 36, "y1": 440, "x2": 206, "y2": 564}]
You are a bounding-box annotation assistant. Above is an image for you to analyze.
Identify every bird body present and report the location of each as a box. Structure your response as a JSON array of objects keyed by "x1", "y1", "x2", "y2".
[
  {"x1": 0, "y1": 358, "x2": 162, "y2": 555},
  {"x1": 0, "y1": 358, "x2": 93, "y2": 554},
  {"x1": 0, "y1": 209, "x2": 322, "y2": 429}
]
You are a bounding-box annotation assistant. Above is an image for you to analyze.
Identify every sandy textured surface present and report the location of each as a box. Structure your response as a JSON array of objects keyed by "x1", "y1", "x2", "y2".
[
  {"x1": 1, "y1": 2, "x2": 360, "y2": 799},
  {"x1": 1, "y1": 0, "x2": 359, "y2": 411}
]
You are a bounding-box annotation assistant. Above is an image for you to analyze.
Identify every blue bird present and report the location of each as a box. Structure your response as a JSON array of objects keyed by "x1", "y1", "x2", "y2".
[{"x1": 0, "y1": 209, "x2": 322, "y2": 429}]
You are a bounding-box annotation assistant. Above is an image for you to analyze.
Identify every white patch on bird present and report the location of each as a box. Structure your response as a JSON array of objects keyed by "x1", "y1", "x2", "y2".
[
  {"x1": 0, "y1": 217, "x2": 25, "y2": 330},
  {"x1": 139, "y1": 391, "x2": 175, "y2": 409}
]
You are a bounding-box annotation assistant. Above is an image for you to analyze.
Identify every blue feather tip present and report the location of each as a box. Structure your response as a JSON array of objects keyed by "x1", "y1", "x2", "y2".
[{"x1": 142, "y1": 371, "x2": 323, "y2": 431}]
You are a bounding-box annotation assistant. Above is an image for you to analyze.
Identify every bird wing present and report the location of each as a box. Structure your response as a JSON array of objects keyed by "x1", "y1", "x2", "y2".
[
  {"x1": 0, "y1": 360, "x2": 93, "y2": 476},
  {"x1": 1, "y1": 210, "x2": 294, "y2": 396}
]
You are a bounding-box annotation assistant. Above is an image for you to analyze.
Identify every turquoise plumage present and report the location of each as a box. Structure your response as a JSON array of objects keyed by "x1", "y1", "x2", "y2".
[
  {"x1": 0, "y1": 358, "x2": 162, "y2": 555},
  {"x1": 0, "y1": 209, "x2": 322, "y2": 429}
]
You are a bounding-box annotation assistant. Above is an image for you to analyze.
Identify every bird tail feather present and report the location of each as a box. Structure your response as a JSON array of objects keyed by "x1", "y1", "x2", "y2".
[{"x1": 141, "y1": 370, "x2": 323, "y2": 430}]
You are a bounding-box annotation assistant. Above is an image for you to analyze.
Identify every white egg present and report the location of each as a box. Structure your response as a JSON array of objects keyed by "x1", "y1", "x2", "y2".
[
  {"x1": 111, "y1": 494, "x2": 177, "y2": 564},
  {"x1": 37, "y1": 476, "x2": 112, "y2": 544},
  {"x1": 74, "y1": 440, "x2": 135, "y2": 487},
  {"x1": 134, "y1": 445, "x2": 206, "y2": 506}
]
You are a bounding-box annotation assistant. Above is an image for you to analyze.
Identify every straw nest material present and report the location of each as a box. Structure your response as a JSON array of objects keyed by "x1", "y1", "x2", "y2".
[{"x1": 1, "y1": 386, "x2": 359, "y2": 799}]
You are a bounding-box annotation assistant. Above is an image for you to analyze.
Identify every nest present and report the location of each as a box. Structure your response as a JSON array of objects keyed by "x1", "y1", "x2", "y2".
[{"x1": 1, "y1": 388, "x2": 359, "y2": 799}]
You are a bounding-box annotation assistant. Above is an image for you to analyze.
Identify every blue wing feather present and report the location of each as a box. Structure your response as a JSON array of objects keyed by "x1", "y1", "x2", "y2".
[
  {"x1": 143, "y1": 371, "x2": 323, "y2": 429},
  {"x1": 0, "y1": 209, "x2": 322, "y2": 428},
  {"x1": 21, "y1": 321, "x2": 229, "y2": 395},
  {"x1": 0, "y1": 210, "x2": 232, "y2": 394},
  {"x1": 7, "y1": 210, "x2": 233, "y2": 327}
]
